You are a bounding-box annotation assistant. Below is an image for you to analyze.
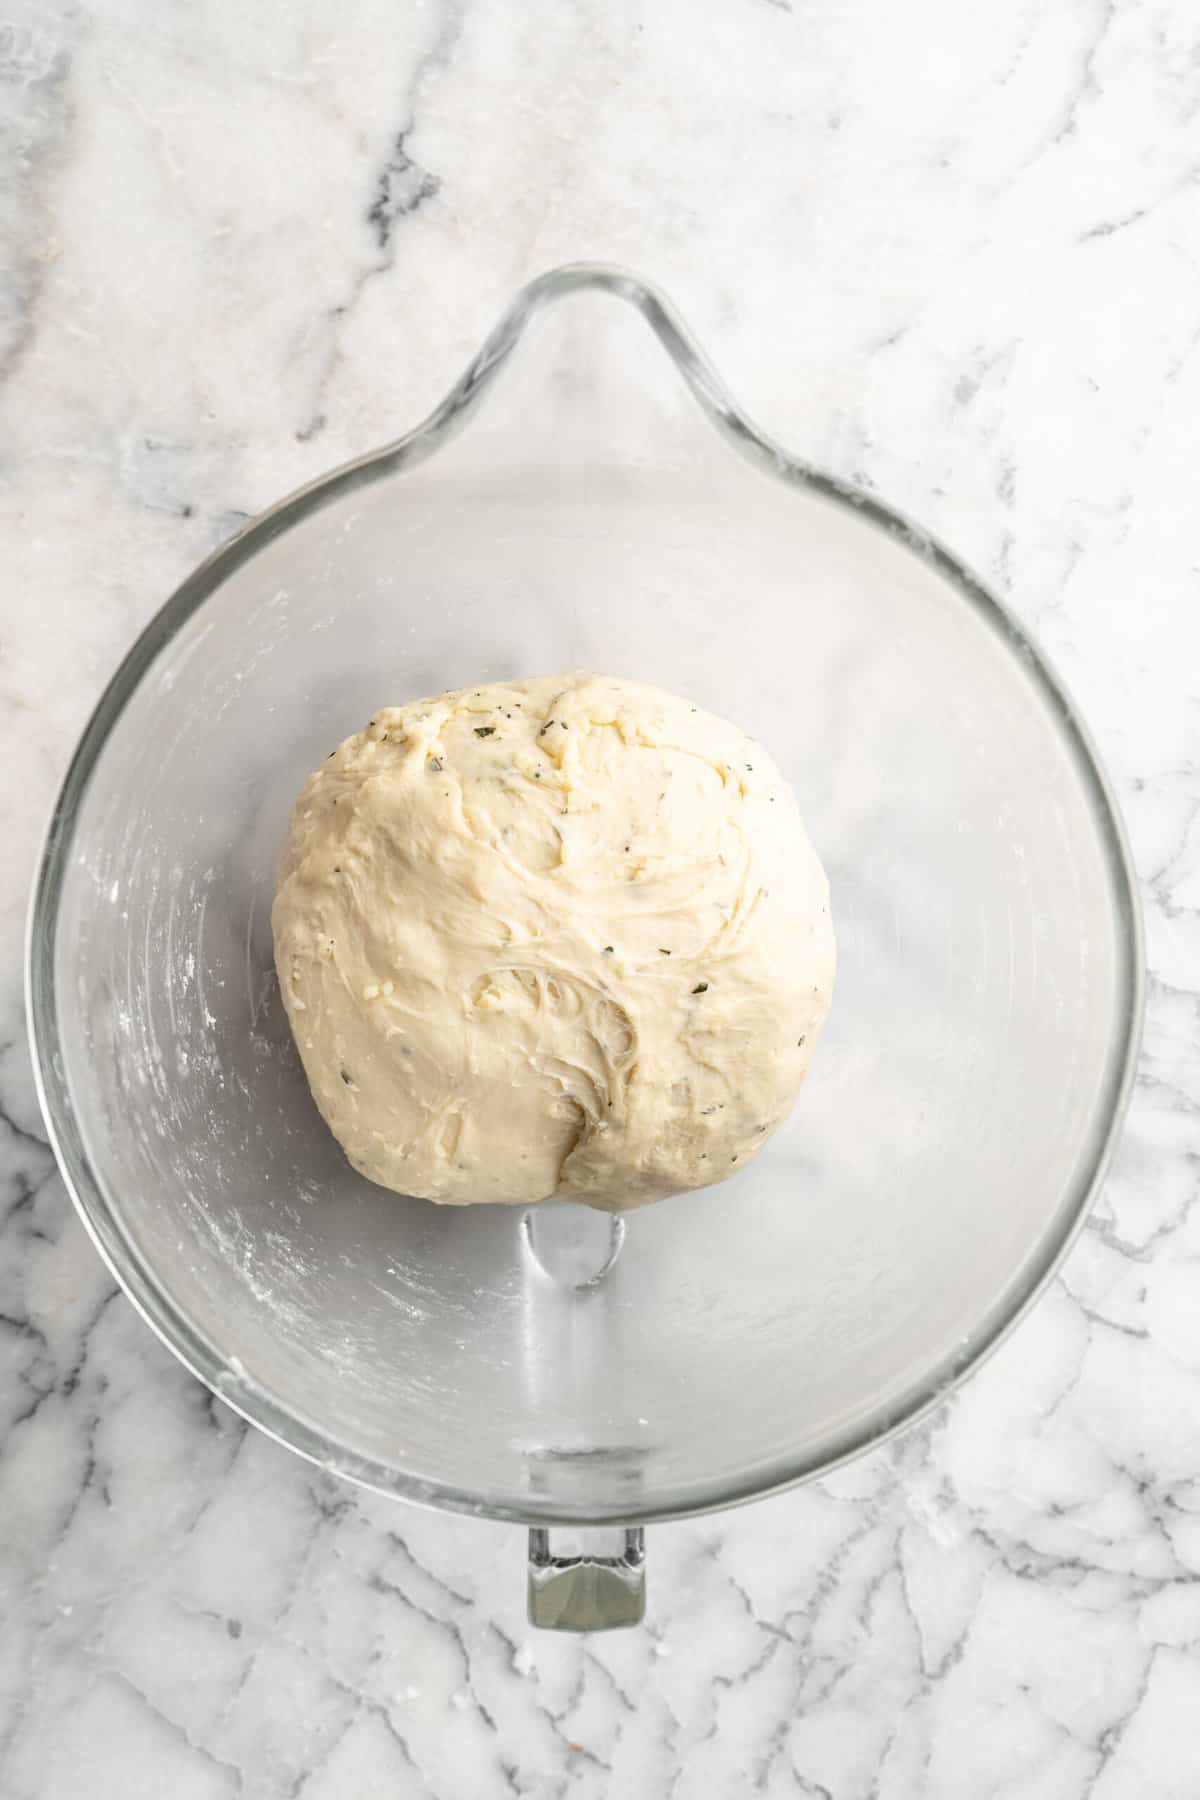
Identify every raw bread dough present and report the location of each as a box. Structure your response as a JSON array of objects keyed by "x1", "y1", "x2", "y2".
[{"x1": 273, "y1": 673, "x2": 835, "y2": 1210}]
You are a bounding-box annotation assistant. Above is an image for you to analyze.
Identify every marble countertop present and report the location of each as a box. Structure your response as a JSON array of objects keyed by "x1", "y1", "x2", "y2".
[{"x1": 3, "y1": 1, "x2": 1199, "y2": 1794}]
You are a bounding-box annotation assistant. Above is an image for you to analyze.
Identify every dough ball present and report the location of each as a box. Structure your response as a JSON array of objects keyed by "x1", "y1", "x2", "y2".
[{"x1": 273, "y1": 673, "x2": 834, "y2": 1210}]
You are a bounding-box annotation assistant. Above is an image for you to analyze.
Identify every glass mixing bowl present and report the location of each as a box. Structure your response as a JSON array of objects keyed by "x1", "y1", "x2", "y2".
[{"x1": 28, "y1": 266, "x2": 1141, "y2": 1629}]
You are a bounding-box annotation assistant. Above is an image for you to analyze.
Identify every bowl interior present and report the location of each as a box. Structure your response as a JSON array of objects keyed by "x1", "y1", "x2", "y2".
[{"x1": 35, "y1": 281, "x2": 1139, "y2": 1521}]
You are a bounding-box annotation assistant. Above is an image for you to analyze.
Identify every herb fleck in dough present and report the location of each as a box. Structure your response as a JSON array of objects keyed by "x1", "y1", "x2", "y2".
[{"x1": 273, "y1": 673, "x2": 835, "y2": 1210}]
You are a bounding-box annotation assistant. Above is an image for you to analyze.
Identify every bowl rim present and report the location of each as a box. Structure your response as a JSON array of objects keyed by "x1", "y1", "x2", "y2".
[{"x1": 26, "y1": 261, "x2": 1145, "y2": 1526}]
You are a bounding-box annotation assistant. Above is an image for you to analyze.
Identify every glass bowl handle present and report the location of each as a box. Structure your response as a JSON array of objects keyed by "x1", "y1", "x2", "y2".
[{"x1": 527, "y1": 1527, "x2": 646, "y2": 1630}]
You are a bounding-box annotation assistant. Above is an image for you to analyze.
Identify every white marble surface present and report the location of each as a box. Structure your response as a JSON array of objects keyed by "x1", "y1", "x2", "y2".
[{"x1": 2, "y1": 0, "x2": 1199, "y2": 1794}]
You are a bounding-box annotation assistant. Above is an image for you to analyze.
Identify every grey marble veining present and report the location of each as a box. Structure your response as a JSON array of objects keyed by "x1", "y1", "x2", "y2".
[{"x1": 2, "y1": 1, "x2": 1199, "y2": 1794}]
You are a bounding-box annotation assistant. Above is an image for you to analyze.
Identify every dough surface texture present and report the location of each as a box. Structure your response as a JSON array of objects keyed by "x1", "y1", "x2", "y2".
[{"x1": 273, "y1": 673, "x2": 835, "y2": 1210}]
